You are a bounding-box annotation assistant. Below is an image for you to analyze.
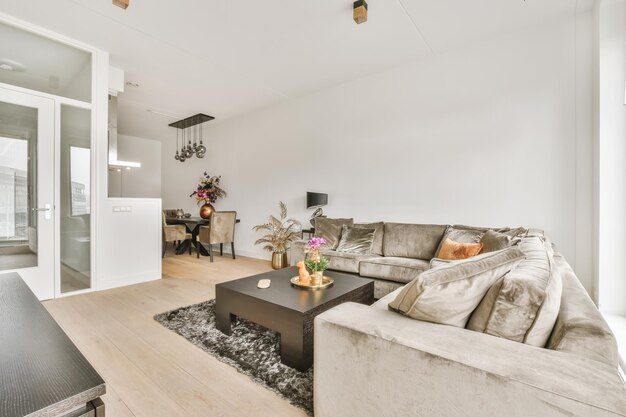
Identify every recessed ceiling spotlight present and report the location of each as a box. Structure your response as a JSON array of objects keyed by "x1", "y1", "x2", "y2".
[
  {"x1": 126, "y1": 81, "x2": 140, "y2": 88},
  {"x1": 113, "y1": 0, "x2": 129, "y2": 9},
  {"x1": 353, "y1": 0, "x2": 368, "y2": 24},
  {"x1": 0, "y1": 59, "x2": 25, "y2": 72}
]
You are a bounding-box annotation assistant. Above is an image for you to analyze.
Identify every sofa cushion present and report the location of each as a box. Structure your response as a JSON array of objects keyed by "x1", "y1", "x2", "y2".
[
  {"x1": 547, "y1": 252, "x2": 619, "y2": 366},
  {"x1": 388, "y1": 247, "x2": 525, "y2": 327},
  {"x1": 336, "y1": 225, "x2": 375, "y2": 254},
  {"x1": 436, "y1": 238, "x2": 483, "y2": 260},
  {"x1": 372, "y1": 286, "x2": 404, "y2": 311},
  {"x1": 359, "y1": 257, "x2": 430, "y2": 284},
  {"x1": 314, "y1": 218, "x2": 354, "y2": 250},
  {"x1": 480, "y1": 229, "x2": 521, "y2": 253},
  {"x1": 354, "y1": 222, "x2": 384, "y2": 255},
  {"x1": 383, "y1": 223, "x2": 447, "y2": 260},
  {"x1": 321, "y1": 249, "x2": 379, "y2": 274},
  {"x1": 373, "y1": 280, "x2": 404, "y2": 300},
  {"x1": 467, "y1": 236, "x2": 562, "y2": 347}
]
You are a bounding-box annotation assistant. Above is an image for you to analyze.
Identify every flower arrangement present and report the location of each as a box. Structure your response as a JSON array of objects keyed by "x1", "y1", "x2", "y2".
[
  {"x1": 253, "y1": 201, "x2": 302, "y2": 255},
  {"x1": 190, "y1": 172, "x2": 227, "y2": 205},
  {"x1": 305, "y1": 237, "x2": 329, "y2": 274}
]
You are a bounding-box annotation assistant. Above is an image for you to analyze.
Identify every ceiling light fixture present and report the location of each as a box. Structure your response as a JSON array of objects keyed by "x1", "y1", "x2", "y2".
[
  {"x1": 113, "y1": 0, "x2": 129, "y2": 9},
  {"x1": 353, "y1": 0, "x2": 368, "y2": 24},
  {"x1": 169, "y1": 114, "x2": 215, "y2": 163}
]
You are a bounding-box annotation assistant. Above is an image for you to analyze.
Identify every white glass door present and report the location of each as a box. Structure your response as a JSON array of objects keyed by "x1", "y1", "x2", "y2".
[{"x1": 0, "y1": 88, "x2": 55, "y2": 299}]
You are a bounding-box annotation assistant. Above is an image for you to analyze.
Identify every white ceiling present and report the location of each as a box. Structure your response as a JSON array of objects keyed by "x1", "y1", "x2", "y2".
[{"x1": 0, "y1": 0, "x2": 590, "y2": 140}]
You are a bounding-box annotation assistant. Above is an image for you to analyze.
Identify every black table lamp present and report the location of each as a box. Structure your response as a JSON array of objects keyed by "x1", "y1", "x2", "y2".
[{"x1": 307, "y1": 192, "x2": 328, "y2": 226}]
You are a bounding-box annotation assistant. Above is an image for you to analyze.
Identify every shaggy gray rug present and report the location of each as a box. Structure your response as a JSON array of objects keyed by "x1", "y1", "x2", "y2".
[{"x1": 154, "y1": 300, "x2": 313, "y2": 415}]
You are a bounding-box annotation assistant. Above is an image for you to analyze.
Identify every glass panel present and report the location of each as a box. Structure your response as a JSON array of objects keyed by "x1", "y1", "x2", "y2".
[
  {"x1": 0, "y1": 101, "x2": 37, "y2": 270},
  {"x1": 0, "y1": 22, "x2": 92, "y2": 102},
  {"x1": 60, "y1": 105, "x2": 91, "y2": 293}
]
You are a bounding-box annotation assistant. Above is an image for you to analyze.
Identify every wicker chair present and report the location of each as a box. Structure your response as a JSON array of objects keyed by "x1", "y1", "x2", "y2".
[
  {"x1": 197, "y1": 211, "x2": 237, "y2": 262},
  {"x1": 162, "y1": 212, "x2": 192, "y2": 257}
]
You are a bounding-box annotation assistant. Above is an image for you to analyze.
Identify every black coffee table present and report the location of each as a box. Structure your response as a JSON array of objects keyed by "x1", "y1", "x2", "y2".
[{"x1": 215, "y1": 266, "x2": 374, "y2": 371}]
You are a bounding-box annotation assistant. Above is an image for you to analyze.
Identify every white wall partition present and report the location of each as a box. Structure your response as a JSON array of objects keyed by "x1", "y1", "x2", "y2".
[
  {"x1": 597, "y1": 0, "x2": 626, "y2": 316},
  {"x1": 161, "y1": 13, "x2": 595, "y2": 292}
]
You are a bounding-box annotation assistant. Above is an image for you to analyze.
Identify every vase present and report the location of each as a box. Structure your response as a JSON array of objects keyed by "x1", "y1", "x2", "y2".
[
  {"x1": 311, "y1": 271, "x2": 323, "y2": 286},
  {"x1": 199, "y1": 202, "x2": 215, "y2": 219},
  {"x1": 271, "y1": 252, "x2": 288, "y2": 270}
]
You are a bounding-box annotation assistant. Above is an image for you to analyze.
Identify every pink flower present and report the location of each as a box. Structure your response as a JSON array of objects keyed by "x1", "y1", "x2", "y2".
[{"x1": 307, "y1": 237, "x2": 327, "y2": 250}]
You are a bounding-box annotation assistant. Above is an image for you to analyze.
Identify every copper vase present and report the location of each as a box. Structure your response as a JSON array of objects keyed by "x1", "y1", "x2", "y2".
[{"x1": 199, "y1": 202, "x2": 215, "y2": 219}]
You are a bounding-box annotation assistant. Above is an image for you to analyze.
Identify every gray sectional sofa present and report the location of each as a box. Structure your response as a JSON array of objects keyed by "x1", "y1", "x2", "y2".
[
  {"x1": 290, "y1": 221, "x2": 626, "y2": 416},
  {"x1": 291, "y1": 222, "x2": 517, "y2": 299}
]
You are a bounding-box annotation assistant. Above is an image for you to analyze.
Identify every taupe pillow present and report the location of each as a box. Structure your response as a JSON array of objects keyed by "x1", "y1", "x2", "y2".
[
  {"x1": 336, "y1": 225, "x2": 375, "y2": 254},
  {"x1": 388, "y1": 247, "x2": 525, "y2": 328},
  {"x1": 480, "y1": 229, "x2": 521, "y2": 253},
  {"x1": 467, "y1": 236, "x2": 562, "y2": 347},
  {"x1": 354, "y1": 222, "x2": 384, "y2": 255},
  {"x1": 314, "y1": 217, "x2": 354, "y2": 250}
]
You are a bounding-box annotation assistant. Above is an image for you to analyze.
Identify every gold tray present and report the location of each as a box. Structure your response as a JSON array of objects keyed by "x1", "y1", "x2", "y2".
[{"x1": 290, "y1": 276, "x2": 334, "y2": 290}]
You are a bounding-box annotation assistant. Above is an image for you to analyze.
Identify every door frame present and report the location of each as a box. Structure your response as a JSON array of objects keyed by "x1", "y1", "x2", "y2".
[
  {"x1": 0, "y1": 87, "x2": 55, "y2": 299},
  {"x1": 0, "y1": 11, "x2": 108, "y2": 299}
]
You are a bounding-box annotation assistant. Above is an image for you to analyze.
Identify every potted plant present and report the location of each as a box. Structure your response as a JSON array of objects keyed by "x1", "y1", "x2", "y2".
[
  {"x1": 190, "y1": 172, "x2": 227, "y2": 219},
  {"x1": 305, "y1": 237, "x2": 329, "y2": 285},
  {"x1": 253, "y1": 202, "x2": 302, "y2": 269}
]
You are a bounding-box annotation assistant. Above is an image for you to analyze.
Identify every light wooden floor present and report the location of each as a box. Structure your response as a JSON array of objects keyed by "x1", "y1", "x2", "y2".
[{"x1": 43, "y1": 251, "x2": 308, "y2": 417}]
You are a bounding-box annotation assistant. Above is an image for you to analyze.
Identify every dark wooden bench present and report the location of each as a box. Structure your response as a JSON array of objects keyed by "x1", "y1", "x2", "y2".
[{"x1": 0, "y1": 272, "x2": 105, "y2": 417}]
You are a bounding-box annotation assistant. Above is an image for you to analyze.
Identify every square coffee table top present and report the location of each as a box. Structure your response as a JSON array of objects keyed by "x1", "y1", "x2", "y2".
[{"x1": 216, "y1": 266, "x2": 374, "y2": 313}]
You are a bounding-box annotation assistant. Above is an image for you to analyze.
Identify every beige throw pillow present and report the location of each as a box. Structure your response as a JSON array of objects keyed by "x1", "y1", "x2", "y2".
[
  {"x1": 466, "y1": 236, "x2": 562, "y2": 347},
  {"x1": 336, "y1": 225, "x2": 375, "y2": 254},
  {"x1": 314, "y1": 218, "x2": 354, "y2": 250},
  {"x1": 354, "y1": 222, "x2": 384, "y2": 255},
  {"x1": 388, "y1": 247, "x2": 525, "y2": 328}
]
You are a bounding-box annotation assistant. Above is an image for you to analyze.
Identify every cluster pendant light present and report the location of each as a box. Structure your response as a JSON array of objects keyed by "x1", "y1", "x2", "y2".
[{"x1": 169, "y1": 113, "x2": 214, "y2": 163}]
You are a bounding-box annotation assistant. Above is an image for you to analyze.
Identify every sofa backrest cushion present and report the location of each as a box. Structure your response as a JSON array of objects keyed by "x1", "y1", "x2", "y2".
[
  {"x1": 354, "y1": 222, "x2": 384, "y2": 255},
  {"x1": 547, "y1": 253, "x2": 619, "y2": 367},
  {"x1": 467, "y1": 236, "x2": 562, "y2": 347},
  {"x1": 383, "y1": 223, "x2": 447, "y2": 259},
  {"x1": 388, "y1": 247, "x2": 525, "y2": 327},
  {"x1": 314, "y1": 217, "x2": 354, "y2": 250}
]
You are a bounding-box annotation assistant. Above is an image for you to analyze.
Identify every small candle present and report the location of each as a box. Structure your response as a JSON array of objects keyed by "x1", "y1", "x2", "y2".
[{"x1": 311, "y1": 272, "x2": 322, "y2": 286}]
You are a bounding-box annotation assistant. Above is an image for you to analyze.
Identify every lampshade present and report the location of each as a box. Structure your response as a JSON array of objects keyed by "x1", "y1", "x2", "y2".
[{"x1": 307, "y1": 192, "x2": 328, "y2": 209}]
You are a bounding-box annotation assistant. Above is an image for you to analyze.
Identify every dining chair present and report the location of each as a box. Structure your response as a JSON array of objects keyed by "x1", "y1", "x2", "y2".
[
  {"x1": 162, "y1": 211, "x2": 192, "y2": 257},
  {"x1": 163, "y1": 208, "x2": 179, "y2": 218},
  {"x1": 197, "y1": 211, "x2": 237, "y2": 262}
]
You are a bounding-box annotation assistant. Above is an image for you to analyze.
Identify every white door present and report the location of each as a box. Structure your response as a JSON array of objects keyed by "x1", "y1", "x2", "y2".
[{"x1": 0, "y1": 88, "x2": 55, "y2": 299}]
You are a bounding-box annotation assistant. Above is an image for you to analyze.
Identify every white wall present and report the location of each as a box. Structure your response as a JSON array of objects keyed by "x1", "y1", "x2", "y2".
[
  {"x1": 96, "y1": 66, "x2": 162, "y2": 292},
  {"x1": 162, "y1": 14, "x2": 594, "y2": 291},
  {"x1": 109, "y1": 134, "x2": 161, "y2": 198},
  {"x1": 597, "y1": 0, "x2": 626, "y2": 316}
]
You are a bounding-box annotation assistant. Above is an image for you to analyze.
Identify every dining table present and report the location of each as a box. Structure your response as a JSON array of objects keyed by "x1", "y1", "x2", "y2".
[{"x1": 166, "y1": 216, "x2": 241, "y2": 256}]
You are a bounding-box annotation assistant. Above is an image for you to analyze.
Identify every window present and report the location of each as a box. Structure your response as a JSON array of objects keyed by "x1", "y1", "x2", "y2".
[{"x1": 69, "y1": 146, "x2": 90, "y2": 216}]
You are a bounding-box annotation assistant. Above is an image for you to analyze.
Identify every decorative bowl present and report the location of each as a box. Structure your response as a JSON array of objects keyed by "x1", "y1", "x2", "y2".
[
  {"x1": 290, "y1": 276, "x2": 334, "y2": 290},
  {"x1": 184, "y1": 213, "x2": 192, "y2": 218}
]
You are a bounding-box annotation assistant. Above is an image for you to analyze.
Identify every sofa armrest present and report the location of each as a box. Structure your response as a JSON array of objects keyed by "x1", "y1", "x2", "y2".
[
  {"x1": 314, "y1": 303, "x2": 626, "y2": 417},
  {"x1": 289, "y1": 239, "x2": 307, "y2": 266}
]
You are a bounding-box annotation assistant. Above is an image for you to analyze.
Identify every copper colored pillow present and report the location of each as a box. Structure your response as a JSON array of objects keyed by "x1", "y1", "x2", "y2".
[{"x1": 437, "y1": 238, "x2": 483, "y2": 260}]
